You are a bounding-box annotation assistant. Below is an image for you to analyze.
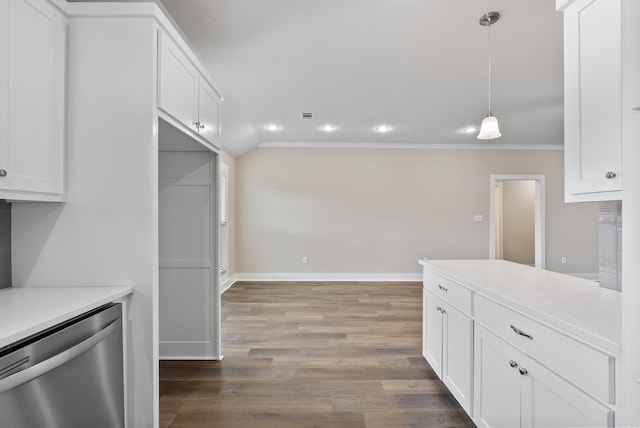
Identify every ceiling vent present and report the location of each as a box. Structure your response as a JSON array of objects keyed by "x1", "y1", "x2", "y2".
[{"x1": 301, "y1": 112, "x2": 314, "y2": 119}]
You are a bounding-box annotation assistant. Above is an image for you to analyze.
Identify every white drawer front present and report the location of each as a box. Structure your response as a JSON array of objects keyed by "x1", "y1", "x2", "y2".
[
  {"x1": 474, "y1": 294, "x2": 614, "y2": 405},
  {"x1": 423, "y1": 271, "x2": 472, "y2": 316}
]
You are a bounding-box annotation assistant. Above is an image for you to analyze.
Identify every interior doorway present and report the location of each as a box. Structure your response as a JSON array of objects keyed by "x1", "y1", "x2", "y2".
[{"x1": 489, "y1": 175, "x2": 545, "y2": 269}]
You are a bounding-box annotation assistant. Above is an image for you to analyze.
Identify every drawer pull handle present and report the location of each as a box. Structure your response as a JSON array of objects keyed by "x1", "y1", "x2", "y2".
[
  {"x1": 605, "y1": 171, "x2": 616, "y2": 179},
  {"x1": 510, "y1": 325, "x2": 533, "y2": 340},
  {"x1": 509, "y1": 360, "x2": 518, "y2": 368},
  {"x1": 438, "y1": 284, "x2": 448, "y2": 292},
  {"x1": 519, "y1": 367, "x2": 528, "y2": 376}
]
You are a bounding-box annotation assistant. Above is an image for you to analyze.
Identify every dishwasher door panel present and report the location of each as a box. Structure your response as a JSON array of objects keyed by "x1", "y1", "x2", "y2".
[{"x1": 0, "y1": 303, "x2": 124, "y2": 428}]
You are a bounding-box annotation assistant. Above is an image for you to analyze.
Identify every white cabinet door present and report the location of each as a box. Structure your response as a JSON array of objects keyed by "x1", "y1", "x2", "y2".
[
  {"x1": 0, "y1": 0, "x2": 65, "y2": 199},
  {"x1": 522, "y1": 355, "x2": 614, "y2": 428},
  {"x1": 158, "y1": 32, "x2": 199, "y2": 135},
  {"x1": 563, "y1": 0, "x2": 622, "y2": 201},
  {"x1": 198, "y1": 80, "x2": 221, "y2": 147},
  {"x1": 473, "y1": 325, "x2": 521, "y2": 428},
  {"x1": 423, "y1": 289, "x2": 443, "y2": 376},
  {"x1": 474, "y1": 324, "x2": 614, "y2": 428},
  {"x1": 424, "y1": 290, "x2": 473, "y2": 414},
  {"x1": 442, "y1": 302, "x2": 473, "y2": 415}
]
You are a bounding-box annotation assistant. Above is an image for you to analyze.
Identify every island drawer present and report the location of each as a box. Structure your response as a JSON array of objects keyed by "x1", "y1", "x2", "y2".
[
  {"x1": 474, "y1": 293, "x2": 615, "y2": 405},
  {"x1": 423, "y1": 271, "x2": 472, "y2": 316}
]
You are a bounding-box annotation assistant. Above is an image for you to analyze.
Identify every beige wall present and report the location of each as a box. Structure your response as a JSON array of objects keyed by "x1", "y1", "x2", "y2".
[
  {"x1": 501, "y1": 180, "x2": 536, "y2": 266},
  {"x1": 236, "y1": 147, "x2": 599, "y2": 277}
]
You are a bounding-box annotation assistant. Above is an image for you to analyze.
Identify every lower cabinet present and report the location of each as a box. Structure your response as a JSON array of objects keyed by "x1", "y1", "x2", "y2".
[
  {"x1": 473, "y1": 324, "x2": 614, "y2": 428},
  {"x1": 423, "y1": 289, "x2": 473, "y2": 414}
]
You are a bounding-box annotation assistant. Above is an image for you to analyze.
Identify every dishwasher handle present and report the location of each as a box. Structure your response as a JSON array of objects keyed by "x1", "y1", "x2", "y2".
[{"x1": 0, "y1": 320, "x2": 119, "y2": 395}]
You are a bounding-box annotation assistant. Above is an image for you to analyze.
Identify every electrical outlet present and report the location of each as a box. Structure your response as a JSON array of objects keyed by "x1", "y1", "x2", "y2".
[
  {"x1": 473, "y1": 215, "x2": 483, "y2": 222},
  {"x1": 302, "y1": 256, "x2": 308, "y2": 264},
  {"x1": 561, "y1": 257, "x2": 567, "y2": 264}
]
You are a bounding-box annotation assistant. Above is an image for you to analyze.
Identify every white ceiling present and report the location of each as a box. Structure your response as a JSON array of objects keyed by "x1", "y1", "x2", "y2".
[{"x1": 80, "y1": 0, "x2": 565, "y2": 157}]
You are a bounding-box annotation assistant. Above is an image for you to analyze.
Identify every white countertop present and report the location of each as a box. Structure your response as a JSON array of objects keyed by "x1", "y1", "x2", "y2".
[
  {"x1": 0, "y1": 286, "x2": 133, "y2": 349},
  {"x1": 419, "y1": 259, "x2": 622, "y2": 355}
]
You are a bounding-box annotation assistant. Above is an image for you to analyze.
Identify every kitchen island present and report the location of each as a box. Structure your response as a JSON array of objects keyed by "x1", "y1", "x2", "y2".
[{"x1": 420, "y1": 259, "x2": 620, "y2": 428}]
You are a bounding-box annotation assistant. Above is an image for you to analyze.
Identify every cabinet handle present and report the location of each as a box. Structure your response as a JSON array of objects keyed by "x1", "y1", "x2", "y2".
[
  {"x1": 0, "y1": 170, "x2": 6, "y2": 177},
  {"x1": 438, "y1": 284, "x2": 448, "y2": 292},
  {"x1": 632, "y1": 106, "x2": 640, "y2": 111},
  {"x1": 510, "y1": 325, "x2": 533, "y2": 340},
  {"x1": 605, "y1": 171, "x2": 617, "y2": 179},
  {"x1": 199, "y1": 123, "x2": 205, "y2": 130},
  {"x1": 509, "y1": 360, "x2": 518, "y2": 368},
  {"x1": 441, "y1": 309, "x2": 447, "y2": 315},
  {"x1": 436, "y1": 306, "x2": 442, "y2": 312},
  {"x1": 519, "y1": 367, "x2": 528, "y2": 376}
]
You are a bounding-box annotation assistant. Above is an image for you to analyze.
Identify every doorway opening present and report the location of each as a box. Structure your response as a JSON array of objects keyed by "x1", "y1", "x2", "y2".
[{"x1": 489, "y1": 175, "x2": 545, "y2": 269}]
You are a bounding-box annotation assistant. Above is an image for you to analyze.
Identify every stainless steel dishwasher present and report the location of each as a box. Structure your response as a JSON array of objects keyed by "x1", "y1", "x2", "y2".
[{"x1": 0, "y1": 303, "x2": 124, "y2": 428}]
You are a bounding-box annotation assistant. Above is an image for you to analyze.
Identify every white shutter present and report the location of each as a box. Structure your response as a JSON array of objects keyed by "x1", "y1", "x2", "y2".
[{"x1": 219, "y1": 173, "x2": 229, "y2": 274}]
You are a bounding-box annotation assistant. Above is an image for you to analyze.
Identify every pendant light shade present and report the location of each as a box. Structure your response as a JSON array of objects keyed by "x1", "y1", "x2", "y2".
[
  {"x1": 478, "y1": 115, "x2": 501, "y2": 139},
  {"x1": 477, "y1": 12, "x2": 501, "y2": 140}
]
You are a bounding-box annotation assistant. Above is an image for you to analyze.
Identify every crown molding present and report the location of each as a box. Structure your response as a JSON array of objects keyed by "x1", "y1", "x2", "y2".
[{"x1": 258, "y1": 142, "x2": 564, "y2": 150}]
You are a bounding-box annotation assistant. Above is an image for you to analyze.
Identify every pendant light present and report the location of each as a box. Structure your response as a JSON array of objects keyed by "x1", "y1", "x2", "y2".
[{"x1": 477, "y1": 11, "x2": 502, "y2": 140}]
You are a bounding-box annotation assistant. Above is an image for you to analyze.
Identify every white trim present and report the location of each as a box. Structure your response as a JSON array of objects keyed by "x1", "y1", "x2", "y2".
[
  {"x1": 235, "y1": 273, "x2": 422, "y2": 282},
  {"x1": 220, "y1": 274, "x2": 237, "y2": 293},
  {"x1": 489, "y1": 175, "x2": 546, "y2": 269},
  {"x1": 494, "y1": 181, "x2": 504, "y2": 260},
  {"x1": 258, "y1": 142, "x2": 564, "y2": 151},
  {"x1": 160, "y1": 355, "x2": 223, "y2": 361}
]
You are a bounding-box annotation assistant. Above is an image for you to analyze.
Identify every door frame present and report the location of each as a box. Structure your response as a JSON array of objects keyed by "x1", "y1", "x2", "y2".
[{"x1": 489, "y1": 175, "x2": 545, "y2": 269}]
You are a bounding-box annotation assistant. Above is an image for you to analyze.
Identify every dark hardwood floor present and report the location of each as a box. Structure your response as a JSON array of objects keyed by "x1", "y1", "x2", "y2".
[{"x1": 159, "y1": 281, "x2": 475, "y2": 428}]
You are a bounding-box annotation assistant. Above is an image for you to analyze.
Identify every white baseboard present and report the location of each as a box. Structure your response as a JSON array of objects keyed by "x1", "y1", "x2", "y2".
[
  {"x1": 220, "y1": 274, "x2": 237, "y2": 293},
  {"x1": 235, "y1": 273, "x2": 422, "y2": 282},
  {"x1": 160, "y1": 355, "x2": 223, "y2": 361}
]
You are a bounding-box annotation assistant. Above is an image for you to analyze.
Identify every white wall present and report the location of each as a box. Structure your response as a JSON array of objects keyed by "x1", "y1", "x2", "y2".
[
  {"x1": 237, "y1": 147, "x2": 599, "y2": 278},
  {"x1": 12, "y1": 15, "x2": 158, "y2": 428}
]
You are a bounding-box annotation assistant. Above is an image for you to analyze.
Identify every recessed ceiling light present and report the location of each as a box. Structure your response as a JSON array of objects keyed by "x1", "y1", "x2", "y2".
[
  {"x1": 321, "y1": 124, "x2": 337, "y2": 132},
  {"x1": 265, "y1": 124, "x2": 280, "y2": 131},
  {"x1": 374, "y1": 125, "x2": 392, "y2": 133},
  {"x1": 463, "y1": 126, "x2": 479, "y2": 134}
]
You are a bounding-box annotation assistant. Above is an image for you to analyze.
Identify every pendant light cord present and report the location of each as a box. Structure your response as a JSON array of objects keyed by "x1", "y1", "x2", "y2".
[{"x1": 487, "y1": 19, "x2": 492, "y2": 116}]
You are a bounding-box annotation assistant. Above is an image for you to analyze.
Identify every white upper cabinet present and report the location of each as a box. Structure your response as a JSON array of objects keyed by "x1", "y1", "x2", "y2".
[
  {"x1": 158, "y1": 31, "x2": 222, "y2": 150},
  {"x1": 0, "y1": 0, "x2": 66, "y2": 201},
  {"x1": 198, "y1": 80, "x2": 221, "y2": 147},
  {"x1": 158, "y1": 32, "x2": 199, "y2": 134},
  {"x1": 562, "y1": 0, "x2": 622, "y2": 202}
]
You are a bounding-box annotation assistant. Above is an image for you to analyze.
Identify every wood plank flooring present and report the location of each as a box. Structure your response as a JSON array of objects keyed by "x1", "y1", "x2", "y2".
[{"x1": 159, "y1": 281, "x2": 475, "y2": 428}]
